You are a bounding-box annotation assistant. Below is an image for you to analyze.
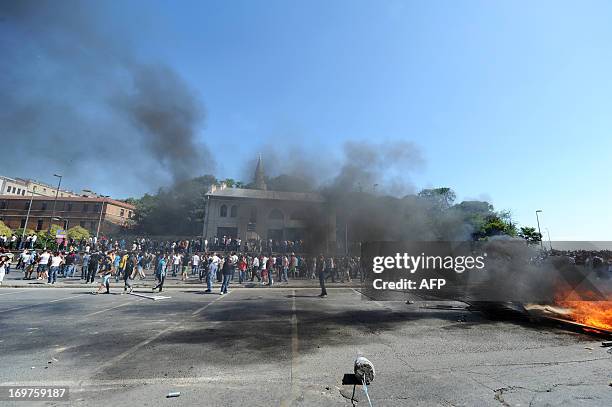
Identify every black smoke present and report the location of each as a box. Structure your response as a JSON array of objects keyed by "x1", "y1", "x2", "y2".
[{"x1": 0, "y1": 0, "x2": 212, "y2": 195}]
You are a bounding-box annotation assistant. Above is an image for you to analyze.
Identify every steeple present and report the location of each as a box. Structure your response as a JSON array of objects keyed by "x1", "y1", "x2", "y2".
[{"x1": 253, "y1": 154, "x2": 267, "y2": 190}]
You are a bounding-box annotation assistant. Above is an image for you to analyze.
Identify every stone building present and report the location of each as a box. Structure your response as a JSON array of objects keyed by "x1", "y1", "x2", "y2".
[
  {"x1": 0, "y1": 175, "x2": 81, "y2": 198},
  {"x1": 203, "y1": 157, "x2": 336, "y2": 252},
  {"x1": 0, "y1": 195, "x2": 135, "y2": 236}
]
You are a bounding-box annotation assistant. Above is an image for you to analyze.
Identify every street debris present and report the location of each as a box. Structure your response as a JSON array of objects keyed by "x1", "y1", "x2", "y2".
[
  {"x1": 166, "y1": 392, "x2": 180, "y2": 398},
  {"x1": 601, "y1": 341, "x2": 612, "y2": 347}
]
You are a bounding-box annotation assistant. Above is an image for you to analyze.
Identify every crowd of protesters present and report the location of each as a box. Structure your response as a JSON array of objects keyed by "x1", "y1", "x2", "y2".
[
  {"x1": 0, "y1": 241, "x2": 363, "y2": 297},
  {"x1": 0, "y1": 233, "x2": 307, "y2": 255}
]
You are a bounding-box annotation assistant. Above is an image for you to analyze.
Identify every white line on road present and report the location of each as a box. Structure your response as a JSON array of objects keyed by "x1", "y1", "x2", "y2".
[
  {"x1": 0, "y1": 290, "x2": 26, "y2": 296},
  {"x1": 280, "y1": 289, "x2": 300, "y2": 407},
  {"x1": 85, "y1": 293, "x2": 231, "y2": 382},
  {"x1": 83, "y1": 298, "x2": 145, "y2": 317},
  {"x1": 2, "y1": 293, "x2": 88, "y2": 312}
]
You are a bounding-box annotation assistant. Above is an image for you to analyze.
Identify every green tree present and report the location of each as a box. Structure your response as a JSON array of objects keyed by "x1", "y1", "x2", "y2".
[
  {"x1": 0, "y1": 221, "x2": 12, "y2": 237},
  {"x1": 519, "y1": 226, "x2": 542, "y2": 243},
  {"x1": 418, "y1": 187, "x2": 457, "y2": 210},
  {"x1": 68, "y1": 226, "x2": 90, "y2": 241},
  {"x1": 127, "y1": 174, "x2": 217, "y2": 235}
]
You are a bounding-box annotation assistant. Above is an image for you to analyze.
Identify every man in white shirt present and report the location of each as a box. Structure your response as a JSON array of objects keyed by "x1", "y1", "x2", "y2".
[
  {"x1": 48, "y1": 252, "x2": 64, "y2": 284},
  {"x1": 251, "y1": 256, "x2": 260, "y2": 282},
  {"x1": 37, "y1": 249, "x2": 51, "y2": 280},
  {"x1": 191, "y1": 253, "x2": 200, "y2": 276},
  {"x1": 205, "y1": 253, "x2": 220, "y2": 293},
  {"x1": 172, "y1": 254, "x2": 181, "y2": 277}
]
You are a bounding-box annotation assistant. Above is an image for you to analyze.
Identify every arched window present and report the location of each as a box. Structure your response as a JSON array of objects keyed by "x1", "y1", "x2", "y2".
[
  {"x1": 220, "y1": 204, "x2": 228, "y2": 217},
  {"x1": 230, "y1": 205, "x2": 238, "y2": 218},
  {"x1": 268, "y1": 209, "x2": 284, "y2": 220}
]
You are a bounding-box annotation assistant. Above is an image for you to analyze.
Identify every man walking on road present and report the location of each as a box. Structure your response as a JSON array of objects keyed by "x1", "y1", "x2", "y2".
[
  {"x1": 206, "y1": 253, "x2": 220, "y2": 293},
  {"x1": 318, "y1": 254, "x2": 327, "y2": 298},
  {"x1": 152, "y1": 254, "x2": 167, "y2": 292},
  {"x1": 48, "y1": 252, "x2": 64, "y2": 285}
]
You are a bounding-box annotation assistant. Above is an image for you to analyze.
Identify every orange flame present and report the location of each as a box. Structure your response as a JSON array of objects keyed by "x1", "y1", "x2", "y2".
[{"x1": 554, "y1": 289, "x2": 612, "y2": 331}]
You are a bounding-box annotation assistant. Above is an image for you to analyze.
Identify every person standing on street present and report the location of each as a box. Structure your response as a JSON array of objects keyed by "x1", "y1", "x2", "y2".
[
  {"x1": 87, "y1": 251, "x2": 100, "y2": 284},
  {"x1": 93, "y1": 253, "x2": 113, "y2": 294},
  {"x1": 318, "y1": 254, "x2": 327, "y2": 298},
  {"x1": 123, "y1": 253, "x2": 136, "y2": 294},
  {"x1": 152, "y1": 254, "x2": 167, "y2": 292},
  {"x1": 37, "y1": 249, "x2": 51, "y2": 281},
  {"x1": 206, "y1": 253, "x2": 220, "y2": 293},
  {"x1": 80, "y1": 251, "x2": 90, "y2": 280},
  {"x1": 48, "y1": 252, "x2": 64, "y2": 285},
  {"x1": 220, "y1": 254, "x2": 232, "y2": 295}
]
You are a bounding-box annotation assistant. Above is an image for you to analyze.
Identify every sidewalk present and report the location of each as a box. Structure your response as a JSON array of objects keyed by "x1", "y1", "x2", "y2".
[{"x1": 0, "y1": 271, "x2": 361, "y2": 289}]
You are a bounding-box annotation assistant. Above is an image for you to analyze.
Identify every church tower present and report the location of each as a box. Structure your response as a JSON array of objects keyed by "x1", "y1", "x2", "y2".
[{"x1": 253, "y1": 154, "x2": 267, "y2": 190}]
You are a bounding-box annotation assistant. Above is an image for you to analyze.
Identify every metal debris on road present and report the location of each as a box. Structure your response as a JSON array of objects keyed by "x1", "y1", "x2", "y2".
[{"x1": 166, "y1": 392, "x2": 181, "y2": 398}]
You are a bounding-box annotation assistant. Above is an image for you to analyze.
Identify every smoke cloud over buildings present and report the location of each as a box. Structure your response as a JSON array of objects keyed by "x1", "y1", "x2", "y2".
[{"x1": 0, "y1": 0, "x2": 212, "y2": 194}]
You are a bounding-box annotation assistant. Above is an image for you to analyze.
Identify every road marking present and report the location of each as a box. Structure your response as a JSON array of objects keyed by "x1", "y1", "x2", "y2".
[
  {"x1": 86, "y1": 293, "x2": 231, "y2": 382},
  {"x1": 2, "y1": 293, "x2": 87, "y2": 312},
  {"x1": 281, "y1": 289, "x2": 300, "y2": 407},
  {"x1": 0, "y1": 290, "x2": 26, "y2": 296},
  {"x1": 84, "y1": 298, "x2": 145, "y2": 317}
]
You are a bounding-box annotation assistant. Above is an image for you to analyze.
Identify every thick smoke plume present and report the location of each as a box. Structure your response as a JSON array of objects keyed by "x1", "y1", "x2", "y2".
[{"x1": 0, "y1": 1, "x2": 212, "y2": 195}]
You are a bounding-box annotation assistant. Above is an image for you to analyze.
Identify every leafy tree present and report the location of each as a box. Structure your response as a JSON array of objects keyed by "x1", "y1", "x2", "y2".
[
  {"x1": 519, "y1": 226, "x2": 542, "y2": 243},
  {"x1": 15, "y1": 227, "x2": 35, "y2": 237},
  {"x1": 128, "y1": 175, "x2": 217, "y2": 235},
  {"x1": 418, "y1": 187, "x2": 456, "y2": 210},
  {"x1": 68, "y1": 226, "x2": 90, "y2": 241},
  {"x1": 222, "y1": 178, "x2": 235, "y2": 188},
  {"x1": 0, "y1": 221, "x2": 12, "y2": 237}
]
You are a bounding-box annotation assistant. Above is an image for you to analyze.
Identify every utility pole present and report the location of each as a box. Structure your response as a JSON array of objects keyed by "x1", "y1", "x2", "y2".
[
  {"x1": 48, "y1": 174, "x2": 62, "y2": 233},
  {"x1": 96, "y1": 196, "x2": 109, "y2": 240},
  {"x1": 21, "y1": 188, "x2": 36, "y2": 245},
  {"x1": 535, "y1": 210, "x2": 543, "y2": 249}
]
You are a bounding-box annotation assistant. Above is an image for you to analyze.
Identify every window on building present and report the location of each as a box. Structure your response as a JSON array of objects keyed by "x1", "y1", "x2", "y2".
[
  {"x1": 230, "y1": 205, "x2": 238, "y2": 218},
  {"x1": 249, "y1": 206, "x2": 257, "y2": 223},
  {"x1": 220, "y1": 204, "x2": 227, "y2": 217},
  {"x1": 24, "y1": 201, "x2": 30, "y2": 210},
  {"x1": 41, "y1": 202, "x2": 48, "y2": 210},
  {"x1": 80, "y1": 221, "x2": 86, "y2": 228},
  {"x1": 120, "y1": 209, "x2": 125, "y2": 217},
  {"x1": 21, "y1": 190, "x2": 25, "y2": 196},
  {"x1": 63, "y1": 220, "x2": 68, "y2": 229},
  {"x1": 67, "y1": 203, "x2": 73, "y2": 211},
  {"x1": 82, "y1": 204, "x2": 89, "y2": 212},
  {"x1": 36, "y1": 219, "x2": 43, "y2": 231},
  {"x1": 268, "y1": 209, "x2": 284, "y2": 220},
  {"x1": 20, "y1": 218, "x2": 26, "y2": 228},
  {"x1": 90, "y1": 221, "x2": 96, "y2": 229},
  {"x1": 128, "y1": 210, "x2": 132, "y2": 218},
  {"x1": 94, "y1": 204, "x2": 100, "y2": 212},
  {"x1": 0, "y1": 201, "x2": 6, "y2": 209},
  {"x1": 16, "y1": 188, "x2": 21, "y2": 194}
]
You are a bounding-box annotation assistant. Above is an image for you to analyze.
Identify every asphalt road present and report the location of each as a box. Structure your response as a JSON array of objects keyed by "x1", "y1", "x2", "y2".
[{"x1": 0, "y1": 287, "x2": 610, "y2": 406}]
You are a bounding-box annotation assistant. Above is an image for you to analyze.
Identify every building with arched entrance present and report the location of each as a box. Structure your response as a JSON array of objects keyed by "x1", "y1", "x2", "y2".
[{"x1": 203, "y1": 156, "x2": 336, "y2": 253}]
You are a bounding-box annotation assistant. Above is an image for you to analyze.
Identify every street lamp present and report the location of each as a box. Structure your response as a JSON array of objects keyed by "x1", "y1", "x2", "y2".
[
  {"x1": 545, "y1": 228, "x2": 553, "y2": 251},
  {"x1": 95, "y1": 195, "x2": 110, "y2": 241},
  {"x1": 48, "y1": 173, "x2": 63, "y2": 233},
  {"x1": 21, "y1": 187, "x2": 36, "y2": 248},
  {"x1": 535, "y1": 210, "x2": 543, "y2": 249}
]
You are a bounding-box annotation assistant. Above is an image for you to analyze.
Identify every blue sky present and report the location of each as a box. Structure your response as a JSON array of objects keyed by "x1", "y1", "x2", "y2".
[{"x1": 7, "y1": 0, "x2": 612, "y2": 240}]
